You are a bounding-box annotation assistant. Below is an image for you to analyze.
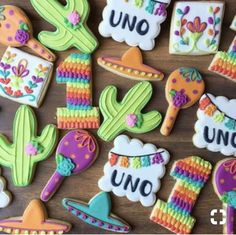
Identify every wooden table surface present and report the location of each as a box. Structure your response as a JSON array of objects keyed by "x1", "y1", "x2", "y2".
[{"x1": 0, "y1": 0, "x2": 235, "y2": 234}]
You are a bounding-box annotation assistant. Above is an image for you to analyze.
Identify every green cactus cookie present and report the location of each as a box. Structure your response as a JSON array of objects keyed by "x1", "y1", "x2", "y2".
[
  {"x1": 0, "y1": 105, "x2": 58, "y2": 187},
  {"x1": 98, "y1": 81, "x2": 162, "y2": 141},
  {"x1": 30, "y1": 0, "x2": 98, "y2": 53}
]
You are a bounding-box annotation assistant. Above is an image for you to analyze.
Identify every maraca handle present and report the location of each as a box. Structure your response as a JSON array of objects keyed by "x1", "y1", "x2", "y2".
[
  {"x1": 160, "y1": 105, "x2": 180, "y2": 136},
  {"x1": 27, "y1": 38, "x2": 56, "y2": 62},
  {"x1": 226, "y1": 205, "x2": 234, "y2": 234},
  {"x1": 40, "y1": 171, "x2": 64, "y2": 202}
]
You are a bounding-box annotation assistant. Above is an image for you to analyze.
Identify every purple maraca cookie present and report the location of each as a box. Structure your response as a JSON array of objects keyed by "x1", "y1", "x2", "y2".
[
  {"x1": 41, "y1": 130, "x2": 98, "y2": 202},
  {"x1": 213, "y1": 158, "x2": 236, "y2": 234}
]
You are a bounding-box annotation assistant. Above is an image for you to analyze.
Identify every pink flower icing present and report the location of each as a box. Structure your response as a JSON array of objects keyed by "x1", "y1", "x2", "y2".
[
  {"x1": 25, "y1": 143, "x2": 38, "y2": 156},
  {"x1": 126, "y1": 114, "x2": 137, "y2": 127},
  {"x1": 67, "y1": 11, "x2": 80, "y2": 26}
]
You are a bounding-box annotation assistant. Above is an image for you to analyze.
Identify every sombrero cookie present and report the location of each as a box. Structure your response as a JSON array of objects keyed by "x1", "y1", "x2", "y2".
[
  {"x1": 0, "y1": 199, "x2": 71, "y2": 234},
  {"x1": 98, "y1": 135, "x2": 170, "y2": 207},
  {"x1": 62, "y1": 192, "x2": 131, "y2": 233},
  {"x1": 97, "y1": 47, "x2": 164, "y2": 81}
]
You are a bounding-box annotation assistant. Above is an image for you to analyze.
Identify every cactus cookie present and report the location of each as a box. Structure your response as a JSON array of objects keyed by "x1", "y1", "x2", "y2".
[
  {"x1": 98, "y1": 81, "x2": 162, "y2": 142},
  {"x1": 0, "y1": 105, "x2": 58, "y2": 187},
  {"x1": 30, "y1": 0, "x2": 98, "y2": 53}
]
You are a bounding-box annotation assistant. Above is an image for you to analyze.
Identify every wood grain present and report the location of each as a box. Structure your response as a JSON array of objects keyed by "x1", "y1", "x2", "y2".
[{"x1": 0, "y1": 0, "x2": 235, "y2": 234}]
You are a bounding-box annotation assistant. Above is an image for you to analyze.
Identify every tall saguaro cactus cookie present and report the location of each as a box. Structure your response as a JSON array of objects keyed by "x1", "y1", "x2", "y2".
[
  {"x1": 30, "y1": 0, "x2": 98, "y2": 53},
  {"x1": 98, "y1": 81, "x2": 162, "y2": 141},
  {"x1": 0, "y1": 105, "x2": 58, "y2": 187}
]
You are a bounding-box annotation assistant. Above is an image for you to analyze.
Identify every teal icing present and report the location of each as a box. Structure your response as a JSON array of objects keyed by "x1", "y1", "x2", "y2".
[
  {"x1": 62, "y1": 192, "x2": 124, "y2": 226},
  {"x1": 222, "y1": 191, "x2": 236, "y2": 209},
  {"x1": 56, "y1": 155, "x2": 75, "y2": 176}
]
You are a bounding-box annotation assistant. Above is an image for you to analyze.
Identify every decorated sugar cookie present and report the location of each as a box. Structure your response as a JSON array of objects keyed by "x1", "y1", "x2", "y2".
[
  {"x1": 160, "y1": 68, "x2": 205, "y2": 136},
  {"x1": 30, "y1": 0, "x2": 98, "y2": 53},
  {"x1": 0, "y1": 105, "x2": 57, "y2": 187},
  {"x1": 98, "y1": 135, "x2": 170, "y2": 207},
  {"x1": 0, "y1": 199, "x2": 71, "y2": 234},
  {"x1": 98, "y1": 81, "x2": 162, "y2": 141},
  {"x1": 62, "y1": 192, "x2": 131, "y2": 233},
  {"x1": 97, "y1": 47, "x2": 164, "y2": 81},
  {"x1": 41, "y1": 130, "x2": 98, "y2": 202},
  {"x1": 0, "y1": 47, "x2": 53, "y2": 108},
  {"x1": 56, "y1": 53, "x2": 100, "y2": 129},
  {"x1": 0, "y1": 5, "x2": 55, "y2": 61},
  {"x1": 209, "y1": 16, "x2": 236, "y2": 82},
  {"x1": 0, "y1": 168, "x2": 11, "y2": 208},
  {"x1": 169, "y1": 1, "x2": 225, "y2": 55},
  {"x1": 213, "y1": 158, "x2": 236, "y2": 234},
  {"x1": 193, "y1": 93, "x2": 236, "y2": 156},
  {"x1": 150, "y1": 156, "x2": 212, "y2": 234},
  {"x1": 99, "y1": 0, "x2": 171, "y2": 51}
]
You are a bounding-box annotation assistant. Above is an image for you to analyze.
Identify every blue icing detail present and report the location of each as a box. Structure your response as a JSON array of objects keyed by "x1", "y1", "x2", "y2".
[
  {"x1": 67, "y1": 104, "x2": 92, "y2": 110},
  {"x1": 227, "y1": 191, "x2": 236, "y2": 209},
  {"x1": 56, "y1": 156, "x2": 75, "y2": 176}
]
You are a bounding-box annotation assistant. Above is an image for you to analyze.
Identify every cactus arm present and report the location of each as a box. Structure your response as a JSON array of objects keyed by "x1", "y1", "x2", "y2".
[
  {"x1": 30, "y1": 0, "x2": 98, "y2": 53},
  {"x1": 126, "y1": 111, "x2": 162, "y2": 133},
  {"x1": 99, "y1": 86, "x2": 120, "y2": 118},
  {"x1": 0, "y1": 134, "x2": 14, "y2": 167},
  {"x1": 33, "y1": 124, "x2": 58, "y2": 163},
  {"x1": 98, "y1": 82, "x2": 162, "y2": 141}
]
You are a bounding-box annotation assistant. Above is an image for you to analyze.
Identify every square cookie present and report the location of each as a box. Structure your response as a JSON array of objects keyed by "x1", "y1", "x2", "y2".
[
  {"x1": 169, "y1": 1, "x2": 225, "y2": 55},
  {"x1": 0, "y1": 47, "x2": 53, "y2": 107}
]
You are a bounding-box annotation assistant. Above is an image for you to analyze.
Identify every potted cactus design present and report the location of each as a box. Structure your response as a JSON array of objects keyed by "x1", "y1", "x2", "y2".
[{"x1": 0, "y1": 105, "x2": 58, "y2": 187}]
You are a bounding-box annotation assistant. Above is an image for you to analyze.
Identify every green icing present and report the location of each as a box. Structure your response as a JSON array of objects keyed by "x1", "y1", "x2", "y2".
[
  {"x1": 134, "y1": 0, "x2": 144, "y2": 8},
  {"x1": 0, "y1": 105, "x2": 58, "y2": 187},
  {"x1": 221, "y1": 191, "x2": 236, "y2": 209},
  {"x1": 30, "y1": 0, "x2": 98, "y2": 53},
  {"x1": 98, "y1": 82, "x2": 162, "y2": 141}
]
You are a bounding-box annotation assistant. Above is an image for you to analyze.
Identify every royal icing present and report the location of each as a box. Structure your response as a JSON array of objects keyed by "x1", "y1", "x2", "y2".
[
  {"x1": 0, "y1": 105, "x2": 57, "y2": 187},
  {"x1": 193, "y1": 93, "x2": 236, "y2": 156},
  {"x1": 214, "y1": 158, "x2": 236, "y2": 234},
  {"x1": 56, "y1": 53, "x2": 100, "y2": 129},
  {"x1": 0, "y1": 168, "x2": 11, "y2": 208},
  {"x1": 99, "y1": 0, "x2": 171, "y2": 51},
  {"x1": 97, "y1": 47, "x2": 164, "y2": 81},
  {"x1": 150, "y1": 156, "x2": 212, "y2": 234},
  {"x1": 0, "y1": 199, "x2": 71, "y2": 234},
  {"x1": 41, "y1": 130, "x2": 98, "y2": 202},
  {"x1": 62, "y1": 192, "x2": 131, "y2": 233},
  {"x1": 0, "y1": 5, "x2": 56, "y2": 61},
  {"x1": 30, "y1": 0, "x2": 98, "y2": 53},
  {"x1": 209, "y1": 16, "x2": 236, "y2": 82},
  {"x1": 98, "y1": 135, "x2": 170, "y2": 207},
  {"x1": 160, "y1": 68, "x2": 205, "y2": 136},
  {"x1": 0, "y1": 47, "x2": 53, "y2": 107},
  {"x1": 98, "y1": 81, "x2": 162, "y2": 141},
  {"x1": 169, "y1": 1, "x2": 225, "y2": 55}
]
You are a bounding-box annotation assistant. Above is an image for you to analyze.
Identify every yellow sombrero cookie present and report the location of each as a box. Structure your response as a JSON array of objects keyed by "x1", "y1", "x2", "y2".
[
  {"x1": 0, "y1": 199, "x2": 71, "y2": 234},
  {"x1": 97, "y1": 47, "x2": 164, "y2": 81}
]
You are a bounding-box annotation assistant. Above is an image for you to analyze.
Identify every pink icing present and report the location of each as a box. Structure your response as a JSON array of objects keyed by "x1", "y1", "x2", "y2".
[
  {"x1": 67, "y1": 11, "x2": 80, "y2": 26},
  {"x1": 126, "y1": 114, "x2": 137, "y2": 127}
]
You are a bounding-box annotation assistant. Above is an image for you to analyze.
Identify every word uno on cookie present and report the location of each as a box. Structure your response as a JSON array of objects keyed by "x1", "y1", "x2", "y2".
[
  {"x1": 99, "y1": 0, "x2": 171, "y2": 50},
  {"x1": 150, "y1": 156, "x2": 212, "y2": 234}
]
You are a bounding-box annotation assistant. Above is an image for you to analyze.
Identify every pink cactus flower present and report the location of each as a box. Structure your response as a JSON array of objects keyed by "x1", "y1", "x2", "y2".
[
  {"x1": 25, "y1": 143, "x2": 38, "y2": 156},
  {"x1": 67, "y1": 11, "x2": 81, "y2": 26},
  {"x1": 126, "y1": 114, "x2": 137, "y2": 127}
]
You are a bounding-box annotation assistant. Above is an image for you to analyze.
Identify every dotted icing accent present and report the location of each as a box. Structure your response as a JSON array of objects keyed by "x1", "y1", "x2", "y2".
[
  {"x1": 150, "y1": 156, "x2": 212, "y2": 234},
  {"x1": 56, "y1": 53, "x2": 99, "y2": 129}
]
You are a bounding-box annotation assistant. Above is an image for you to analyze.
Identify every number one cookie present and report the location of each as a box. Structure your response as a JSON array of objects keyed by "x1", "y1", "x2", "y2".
[
  {"x1": 56, "y1": 54, "x2": 99, "y2": 129},
  {"x1": 150, "y1": 156, "x2": 212, "y2": 234}
]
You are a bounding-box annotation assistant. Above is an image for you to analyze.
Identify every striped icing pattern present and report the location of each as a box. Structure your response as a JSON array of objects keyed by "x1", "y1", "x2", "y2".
[
  {"x1": 150, "y1": 156, "x2": 212, "y2": 234},
  {"x1": 56, "y1": 53, "x2": 99, "y2": 129}
]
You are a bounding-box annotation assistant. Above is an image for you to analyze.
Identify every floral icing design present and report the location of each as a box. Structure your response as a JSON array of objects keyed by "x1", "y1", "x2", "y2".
[
  {"x1": 169, "y1": 89, "x2": 189, "y2": 108},
  {"x1": 25, "y1": 141, "x2": 44, "y2": 156},
  {"x1": 65, "y1": 11, "x2": 81, "y2": 30},
  {"x1": 15, "y1": 22, "x2": 30, "y2": 45},
  {"x1": 221, "y1": 191, "x2": 236, "y2": 209},
  {"x1": 126, "y1": 114, "x2": 143, "y2": 128},
  {"x1": 75, "y1": 130, "x2": 96, "y2": 153},
  {"x1": 179, "y1": 67, "x2": 203, "y2": 81},
  {"x1": 56, "y1": 154, "x2": 75, "y2": 177}
]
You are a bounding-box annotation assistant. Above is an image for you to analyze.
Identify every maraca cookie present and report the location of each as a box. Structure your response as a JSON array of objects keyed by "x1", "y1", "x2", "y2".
[
  {"x1": 0, "y1": 199, "x2": 71, "y2": 234},
  {"x1": 213, "y1": 158, "x2": 236, "y2": 234},
  {"x1": 160, "y1": 68, "x2": 205, "y2": 136},
  {"x1": 41, "y1": 130, "x2": 98, "y2": 202},
  {"x1": 0, "y1": 5, "x2": 56, "y2": 61}
]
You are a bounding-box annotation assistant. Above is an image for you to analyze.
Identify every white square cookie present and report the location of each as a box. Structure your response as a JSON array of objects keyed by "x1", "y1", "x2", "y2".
[
  {"x1": 99, "y1": 0, "x2": 171, "y2": 51},
  {"x1": 0, "y1": 47, "x2": 53, "y2": 107},
  {"x1": 169, "y1": 1, "x2": 225, "y2": 55}
]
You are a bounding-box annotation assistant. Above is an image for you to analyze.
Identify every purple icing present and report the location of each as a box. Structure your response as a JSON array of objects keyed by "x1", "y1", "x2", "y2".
[
  {"x1": 15, "y1": 29, "x2": 30, "y2": 45},
  {"x1": 173, "y1": 90, "x2": 189, "y2": 107}
]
